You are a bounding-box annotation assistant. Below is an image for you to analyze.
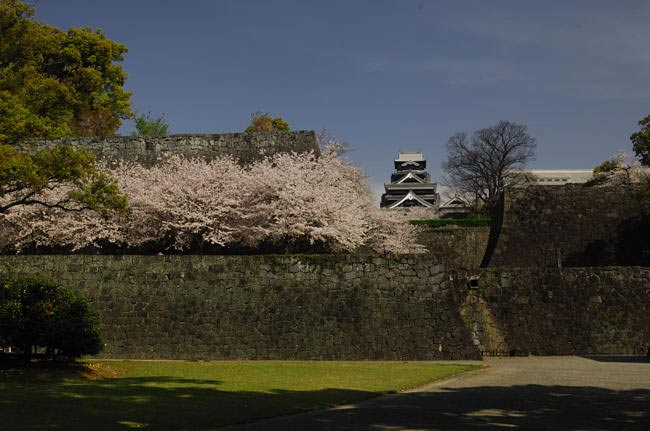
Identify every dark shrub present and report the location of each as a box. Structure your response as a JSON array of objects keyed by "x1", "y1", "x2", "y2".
[
  {"x1": 410, "y1": 218, "x2": 491, "y2": 228},
  {"x1": 0, "y1": 277, "x2": 102, "y2": 361}
]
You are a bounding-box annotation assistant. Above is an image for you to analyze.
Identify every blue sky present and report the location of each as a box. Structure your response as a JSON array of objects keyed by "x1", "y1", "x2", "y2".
[{"x1": 35, "y1": 0, "x2": 650, "y2": 197}]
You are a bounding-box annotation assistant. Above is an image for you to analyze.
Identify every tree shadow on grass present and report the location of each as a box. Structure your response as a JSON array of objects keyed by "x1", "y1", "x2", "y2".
[
  {"x1": 0, "y1": 358, "x2": 92, "y2": 381},
  {"x1": 3, "y1": 363, "x2": 649, "y2": 431},
  {"x1": 249, "y1": 384, "x2": 650, "y2": 431},
  {"x1": 0, "y1": 372, "x2": 377, "y2": 431}
]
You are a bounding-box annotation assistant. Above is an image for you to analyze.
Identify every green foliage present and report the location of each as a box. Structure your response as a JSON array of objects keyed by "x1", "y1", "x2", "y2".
[
  {"x1": 297, "y1": 254, "x2": 341, "y2": 269},
  {"x1": 461, "y1": 314, "x2": 473, "y2": 330},
  {"x1": 585, "y1": 158, "x2": 622, "y2": 186},
  {"x1": 630, "y1": 114, "x2": 650, "y2": 166},
  {"x1": 0, "y1": 143, "x2": 127, "y2": 214},
  {"x1": 0, "y1": 0, "x2": 131, "y2": 144},
  {"x1": 271, "y1": 117, "x2": 290, "y2": 131},
  {"x1": 244, "y1": 111, "x2": 291, "y2": 133},
  {"x1": 0, "y1": 277, "x2": 102, "y2": 360},
  {"x1": 593, "y1": 159, "x2": 620, "y2": 175},
  {"x1": 638, "y1": 174, "x2": 650, "y2": 200},
  {"x1": 131, "y1": 111, "x2": 169, "y2": 137},
  {"x1": 409, "y1": 218, "x2": 491, "y2": 228}
]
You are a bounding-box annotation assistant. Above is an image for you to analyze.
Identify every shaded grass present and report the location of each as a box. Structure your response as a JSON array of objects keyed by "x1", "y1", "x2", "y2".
[{"x1": 0, "y1": 360, "x2": 479, "y2": 430}]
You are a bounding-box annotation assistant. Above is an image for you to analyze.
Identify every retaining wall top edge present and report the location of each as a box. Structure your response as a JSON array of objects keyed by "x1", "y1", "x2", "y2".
[{"x1": 22, "y1": 130, "x2": 317, "y2": 142}]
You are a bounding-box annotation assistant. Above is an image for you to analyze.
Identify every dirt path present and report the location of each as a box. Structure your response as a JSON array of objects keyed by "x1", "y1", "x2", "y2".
[{"x1": 216, "y1": 356, "x2": 650, "y2": 430}]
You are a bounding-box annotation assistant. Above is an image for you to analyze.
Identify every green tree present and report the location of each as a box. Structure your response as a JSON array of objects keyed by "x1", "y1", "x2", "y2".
[
  {"x1": 131, "y1": 111, "x2": 169, "y2": 137},
  {"x1": 593, "y1": 158, "x2": 621, "y2": 175},
  {"x1": 244, "y1": 111, "x2": 290, "y2": 133},
  {"x1": 0, "y1": 144, "x2": 127, "y2": 214},
  {"x1": 585, "y1": 158, "x2": 621, "y2": 186},
  {"x1": 0, "y1": 0, "x2": 131, "y2": 144},
  {"x1": 630, "y1": 114, "x2": 650, "y2": 166},
  {"x1": 0, "y1": 277, "x2": 102, "y2": 361}
]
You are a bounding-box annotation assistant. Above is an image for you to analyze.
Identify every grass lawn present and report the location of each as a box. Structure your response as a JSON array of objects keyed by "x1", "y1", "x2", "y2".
[{"x1": 0, "y1": 359, "x2": 480, "y2": 430}]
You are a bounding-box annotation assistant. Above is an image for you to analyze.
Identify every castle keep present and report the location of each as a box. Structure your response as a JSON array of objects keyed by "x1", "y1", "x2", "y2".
[{"x1": 380, "y1": 152, "x2": 440, "y2": 208}]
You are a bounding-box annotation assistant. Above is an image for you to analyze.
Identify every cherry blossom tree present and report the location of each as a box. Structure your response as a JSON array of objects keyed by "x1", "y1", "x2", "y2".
[
  {"x1": 1, "y1": 148, "x2": 426, "y2": 254},
  {"x1": 590, "y1": 152, "x2": 648, "y2": 186}
]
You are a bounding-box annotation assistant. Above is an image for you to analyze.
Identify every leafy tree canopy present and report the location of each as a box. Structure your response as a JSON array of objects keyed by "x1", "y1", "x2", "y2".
[
  {"x1": 585, "y1": 158, "x2": 621, "y2": 186},
  {"x1": 630, "y1": 114, "x2": 650, "y2": 166},
  {"x1": 244, "y1": 111, "x2": 290, "y2": 133},
  {"x1": 0, "y1": 276, "x2": 102, "y2": 361},
  {"x1": 0, "y1": 0, "x2": 131, "y2": 144},
  {"x1": 0, "y1": 143, "x2": 127, "y2": 214},
  {"x1": 593, "y1": 159, "x2": 621, "y2": 175},
  {"x1": 131, "y1": 111, "x2": 169, "y2": 137}
]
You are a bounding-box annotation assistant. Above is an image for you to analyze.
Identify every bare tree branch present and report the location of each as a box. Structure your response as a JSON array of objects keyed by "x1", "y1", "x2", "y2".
[{"x1": 442, "y1": 120, "x2": 536, "y2": 214}]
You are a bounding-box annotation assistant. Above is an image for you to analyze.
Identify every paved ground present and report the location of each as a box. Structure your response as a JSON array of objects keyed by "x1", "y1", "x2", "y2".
[{"x1": 216, "y1": 356, "x2": 650, "y2": 430}]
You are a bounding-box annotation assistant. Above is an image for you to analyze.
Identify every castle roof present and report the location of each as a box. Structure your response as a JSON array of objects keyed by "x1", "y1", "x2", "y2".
[
  {"x1": 388, "y1": 190, "x2": 436, "y2": 209},
  {"x1": 395, "y1": 172, "x2": 425, "y2": 184},
  {"x1": 395, "y1": 152, "x2": 424, "y2": 162}
]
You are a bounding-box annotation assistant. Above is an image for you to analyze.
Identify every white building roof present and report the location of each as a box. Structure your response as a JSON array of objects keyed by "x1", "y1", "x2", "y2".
[
  {"x1": 395, "y1": 152, "x2": 424, "y2": 162},
  {"x1": 523, "y1": 169, "x2": 594, "y2": 184}
]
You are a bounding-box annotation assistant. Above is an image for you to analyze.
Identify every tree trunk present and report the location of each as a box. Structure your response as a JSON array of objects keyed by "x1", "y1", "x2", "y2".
[{"x1": 23, "y1": 343, "x2": 32, "y2": 363}]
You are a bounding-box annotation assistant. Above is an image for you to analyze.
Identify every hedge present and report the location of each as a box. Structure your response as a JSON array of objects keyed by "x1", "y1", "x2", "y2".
[{"x1": 409, "y1": 218, "x2": 491, "y2": 228}]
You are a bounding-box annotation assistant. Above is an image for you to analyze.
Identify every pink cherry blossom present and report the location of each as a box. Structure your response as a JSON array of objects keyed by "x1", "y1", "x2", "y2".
[{"x1": 0, "y1": 148, "x2": 427, "y2": 254}]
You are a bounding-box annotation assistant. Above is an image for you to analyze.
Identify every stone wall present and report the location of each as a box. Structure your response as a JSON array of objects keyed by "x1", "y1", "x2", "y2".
[
  {"x1": 0, "y1": 255, "x2": 480, "y2": 360},
  {"x1": 490, "y1": 185, "x2": 650, "y2": 267},
  {"x1": 417, "y1": 227, "x2": 489, "y2": 269},
  {"x1": 17, "y1": 131, "x2": 320, "y2": 166},
  {"x1": 458, "y1": 267, "x2": 650, "y2": 355},
  {"x1": 1, "y1": 254, "x2": 646, "y2": 359}
]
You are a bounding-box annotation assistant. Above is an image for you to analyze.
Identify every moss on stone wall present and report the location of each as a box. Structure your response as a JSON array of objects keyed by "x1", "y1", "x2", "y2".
[
  {"x1": 457, "y1": 267, "x2": 650, "y2": 355},
  {"x1": 0, "y1": 254, "x2": 646, "y2": 359},
  {"x1": 0, "y1": 254, "x2": 480, "y2": 360},
  {"x1": 490, "y1": 185, "x2": 650, "y2": 267},
  {"x1": 417, "y1": 227, "x2": 489, "y2": 269}
]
